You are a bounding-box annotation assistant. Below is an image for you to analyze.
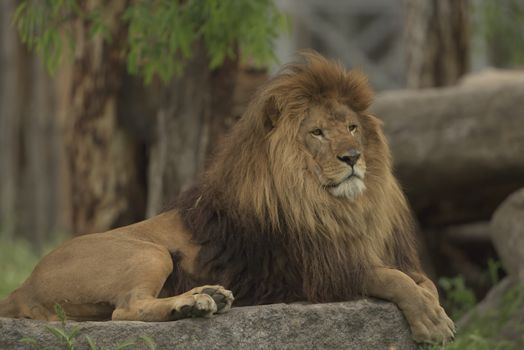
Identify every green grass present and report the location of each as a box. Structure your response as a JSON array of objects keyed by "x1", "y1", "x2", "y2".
[
  {"x1": 0, "y1": 236, "x2": 55, "y2": 298},
  {"x1": 428, "y1": 277, "x2": 524, "y2": 350},
  {"x1": 439, "y1": 276, "x2": 477, "y2": 320}
]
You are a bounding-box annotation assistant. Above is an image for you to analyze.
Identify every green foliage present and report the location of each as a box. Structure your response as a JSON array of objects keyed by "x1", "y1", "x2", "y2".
[
  {"x1": 487, "y1": 258, "x2": 502, "y2": 286},
  {"x1": 439, "y1": 276, "x2": 477, "y2": 321},
  {"x1": 434, "y1": 283, "x2": 524, "y2": 350},
  {"x1": 429, "y1": 277, "x2": 524, "y2": 350},
  {"x1": 477, "y1": 0, "x2": 524, "y2": 66},
  {"x1": 438, "y1": 259, "x2": 503, "y2": 322},
  {"x1": 125, "y1": 0, "x2": 287, "y2": 82},
  {"x1": 13, "y1": 0, "x2": 110, "y2": 74},
  {"x1": 0, "y1": 236, "x2": 46, "y2": 298},
  {"x1": 20, "y1": 304, "x2": 157, "y2": 350},
  {"x1": 14, "y1": 0, "x2": 287, "y2": 83},
  {"x1": 499, "y1": 282, "x2": 524, "y2": 322},
  {"x1": 426, "y1": 330, "x2": 518, "y2": 350}
]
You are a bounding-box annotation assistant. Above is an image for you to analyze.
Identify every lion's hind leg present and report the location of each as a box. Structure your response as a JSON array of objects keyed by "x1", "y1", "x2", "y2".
[{"x1": 112, "y1": 285, "x2": 234, "y2": 322}]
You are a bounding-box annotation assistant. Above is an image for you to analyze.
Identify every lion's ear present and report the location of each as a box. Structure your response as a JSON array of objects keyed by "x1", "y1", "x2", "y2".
[
  {"x1": 361, "y1": 113, "x2": 383, "y2": 126},
  {"x1": 263, "y1": 96, "x2": 281, "y2": 129}
]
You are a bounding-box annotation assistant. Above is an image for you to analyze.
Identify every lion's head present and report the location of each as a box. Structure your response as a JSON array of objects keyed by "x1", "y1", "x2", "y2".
[
  {"x1": 178, "y1": 51, "x2": 419, "y2": 304},
  {"x1": 202, "y1": 52, "x2": 394, "y2": 232},
  {"x1": 260, "y1": 54, "x2": 376, "y2": 201},
  {"x1": 299, "y1": 102, "x2": 367, "y2": 199}
]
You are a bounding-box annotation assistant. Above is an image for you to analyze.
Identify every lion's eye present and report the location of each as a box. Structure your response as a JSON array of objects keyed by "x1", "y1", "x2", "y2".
[
  {"x1": 348, "y1": 124, "x2": 358, "y2": 134},
  {"x1": 311, "y1": 129, "x2": 323, "y2": 137}
]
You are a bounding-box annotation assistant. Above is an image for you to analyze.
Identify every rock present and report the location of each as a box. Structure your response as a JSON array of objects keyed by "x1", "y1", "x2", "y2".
[
  {"x1": 0, "y1": 299, "x2": 416, "y2": 350},
  {"x1": 442, "y1": 221, "x2": 491, "y2": 243},
  {"x1": 458, "y1": 277, "x2": 524, "y2": 347},
  {"x1": 491, "y1": 188, "x2": 524, "y2": 278},
  {"x1": 458, "y1": 188, "x2": 524, "y2": 347},
  {"x1": 458, "y1": 277, "x2": 517, "y2": 328},
  {"x1": 371, "y1": 71, "x2": 524, "y2": 226},
  {"x1": 459, "y1": 68, "x2": 524, "y2": 87}
]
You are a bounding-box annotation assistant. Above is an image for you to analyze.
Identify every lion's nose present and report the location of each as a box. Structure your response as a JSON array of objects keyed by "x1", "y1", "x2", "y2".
[{"x1": 337, "y1": 149, "x2": 361, "y2": 166}]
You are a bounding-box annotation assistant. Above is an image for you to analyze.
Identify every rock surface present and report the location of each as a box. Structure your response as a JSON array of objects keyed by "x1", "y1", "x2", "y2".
[
  {"x1": 372, "y1": 71, "x2": 524, "y2": 226},
  {"x1": 457, "y1": 189, "x2": 524, "y2": 347},
  {"x1": 491, "y1": 188, "x2": 524, "y2": 278},
  {"x1": 458, "y1": 277, "x2": 524, "y2": 347},
  {"x1": 0, "y1": 299, "x2": 416, "y2": 350}
]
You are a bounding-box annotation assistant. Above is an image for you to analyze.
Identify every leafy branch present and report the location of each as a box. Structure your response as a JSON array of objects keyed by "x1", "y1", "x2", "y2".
[{"x1": 13, "y1": 0, "x2": 287, "y2": 83}]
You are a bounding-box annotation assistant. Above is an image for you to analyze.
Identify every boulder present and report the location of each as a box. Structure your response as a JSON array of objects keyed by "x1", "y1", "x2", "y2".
[
  {"x1": 372, "y1": 71, "x2": 524, "y2": 226},
  {"x1": 456, "y1": 188, "x2": 524, "y2": 347},
  {"x1": 0, "y1": 299, "x2": 416, "y2": 350},
  {"x1": 491, "y1": 188, "x2": 524, "y2": 278},
  {"x1": 458, "y1": 277, "x2": 524, "y2": 348}
]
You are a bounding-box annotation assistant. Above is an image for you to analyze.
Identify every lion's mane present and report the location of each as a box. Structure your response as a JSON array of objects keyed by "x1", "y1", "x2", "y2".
[{"x1": 174, "y1": 52, "x2": 421, "y2": 305}]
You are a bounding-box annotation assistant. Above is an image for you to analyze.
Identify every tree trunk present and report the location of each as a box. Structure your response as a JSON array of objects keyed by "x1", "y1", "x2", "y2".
[
  {"x1": 147, "y1": 46, "x2": 239, "y2": 215},
  {"x1": 66, "y1": 1, "x2": 145, "y2": 234},
  {"x1": 0, "y1": 0, "x2": 23, "y2": 240},
  {"x1": 17, "y1": 50, "x2": 63, "y2": 248},
  {"x1": 0, "y1": 0, "x2": 67, "y2": 249},
  {"x1": 404, "y1": 0, "x2": 470, "y2": 88}
]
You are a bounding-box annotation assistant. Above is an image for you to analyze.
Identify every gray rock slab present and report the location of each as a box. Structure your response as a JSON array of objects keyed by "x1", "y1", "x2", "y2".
[
  {"x1": 0, "y1": 299, "x2": 416, "y2": 350},
  {"x1": 491, "y1": 188, "x2": 524, "y2": 278},
  {"x1": 459, "y1": 277, "x2": 524, "y2": 347}
]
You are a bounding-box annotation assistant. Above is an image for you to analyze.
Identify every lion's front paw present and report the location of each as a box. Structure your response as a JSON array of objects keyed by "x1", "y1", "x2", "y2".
[
  {"x1": 404, "y1": 287, "x2": 456, "y2": 343},
  {"x1": 170, "y1": 293, "x2": 218, "y2": 320},
  {"x1": 187, "y1": 285, "x2": 235, "y2": 314},
  {"x1": 410, "y1": 304, "x2": 455, "y2": 343},
  {"x1": 199, "y1": 286, "x2": 235, "y2": 314}
]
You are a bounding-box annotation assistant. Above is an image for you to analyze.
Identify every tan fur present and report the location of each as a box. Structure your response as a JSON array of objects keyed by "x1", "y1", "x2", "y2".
[{"x1": 0, "y1": 52, "x2": 453, "y2": 343}]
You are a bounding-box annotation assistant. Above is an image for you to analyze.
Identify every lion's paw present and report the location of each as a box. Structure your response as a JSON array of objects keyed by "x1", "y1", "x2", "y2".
[
  {"x1": 188, "y1": 285, "x2": 235, "y2": 314},
  {"x1": 410, "y1": 304, "x2": 455, "y2": 343},
  {"x1": 170, "y1": 293, "x2": 217, "y2": 320},
  {"x1": 405, "y1": 287, "x2": 456, "y2": 343}
]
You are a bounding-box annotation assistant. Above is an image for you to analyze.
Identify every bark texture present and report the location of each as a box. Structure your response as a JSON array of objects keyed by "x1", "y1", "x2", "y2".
[
  {"x1": 0, "y1": 0, "x2": 21, "y2": 239},
  {"x1": 147, "y1": 47, "x2": 238, "y2": 216},
  {"x1": 405, "y1": 0, "x2": 470, "y2": 88},
  {"x1": 66, "y1": 1, "x2": 145, "y2": 234},
  {"x1": 0, "y1": 0, "x2": 67, "y2": 247}
]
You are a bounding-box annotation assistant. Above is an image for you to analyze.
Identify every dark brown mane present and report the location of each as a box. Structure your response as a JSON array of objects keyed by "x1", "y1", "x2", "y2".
[{"x1": 172, "y1": 52, "x2": 421, "y2": 305}]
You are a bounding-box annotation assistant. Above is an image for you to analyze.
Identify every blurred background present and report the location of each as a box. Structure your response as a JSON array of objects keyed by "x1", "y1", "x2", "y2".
[{"x1": 1, "y1": 0, "x2": 524, "y2": 348}]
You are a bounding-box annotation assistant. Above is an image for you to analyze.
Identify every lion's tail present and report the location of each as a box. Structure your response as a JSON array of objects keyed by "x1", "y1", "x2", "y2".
[{"x1": 0, "y1": 294, "x2": 19, "y2": 318}]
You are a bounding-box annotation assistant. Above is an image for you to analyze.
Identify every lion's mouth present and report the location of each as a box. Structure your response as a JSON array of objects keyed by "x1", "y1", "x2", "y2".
[{"x1": 325, "y1": 171, "x2": 361, "y2": 188}]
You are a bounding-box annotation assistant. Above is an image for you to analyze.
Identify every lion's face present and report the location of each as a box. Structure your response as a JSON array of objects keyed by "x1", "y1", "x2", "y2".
[{"x1": 299, "y1": 101, "x2": 366, "y2": 199}]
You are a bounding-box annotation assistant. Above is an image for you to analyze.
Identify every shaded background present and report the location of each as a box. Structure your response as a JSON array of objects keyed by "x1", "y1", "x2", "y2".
[{"x1": 1, "y1": 0, "x2": 524, "y2": 347}]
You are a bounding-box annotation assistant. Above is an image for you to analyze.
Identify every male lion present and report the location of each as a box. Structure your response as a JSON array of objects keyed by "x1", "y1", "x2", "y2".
[{"x1": 0, "y1": 52, "x2": 454, "y2": 343}]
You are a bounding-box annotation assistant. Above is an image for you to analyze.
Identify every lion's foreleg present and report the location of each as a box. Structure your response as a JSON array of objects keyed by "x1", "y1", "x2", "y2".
[
  {"x1": 406, "y1": 271, "x2": 439, "y2": 300},
  {"x1": 112, "y1": 285, "x2": 234, "y2": 322},
  {"x1": 364, "y1": 267, "x2": 454, "y2": 343}
]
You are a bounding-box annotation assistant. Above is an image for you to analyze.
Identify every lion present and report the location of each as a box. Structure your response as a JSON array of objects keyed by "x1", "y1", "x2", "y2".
[{"x1": 0, "y1": 52, "x2": 454, "y2": 343}]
